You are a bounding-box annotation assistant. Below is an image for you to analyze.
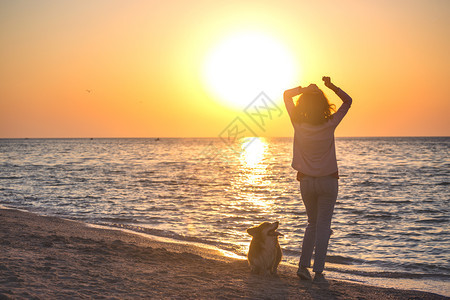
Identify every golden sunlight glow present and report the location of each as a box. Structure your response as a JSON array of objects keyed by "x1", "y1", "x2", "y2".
[{"x1": 202, "y1": 31, "x2": 299, "y2": 109}]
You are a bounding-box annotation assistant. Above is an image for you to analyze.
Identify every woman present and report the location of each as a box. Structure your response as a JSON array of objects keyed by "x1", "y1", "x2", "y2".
[{"x1": 283, "y1": 77, "x2": 352, "y2": 283}]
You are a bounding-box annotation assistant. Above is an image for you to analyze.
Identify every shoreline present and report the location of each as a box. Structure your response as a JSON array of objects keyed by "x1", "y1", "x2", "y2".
[{"x1": 0, "y1": 208, "x2": 447, "y2": 299}]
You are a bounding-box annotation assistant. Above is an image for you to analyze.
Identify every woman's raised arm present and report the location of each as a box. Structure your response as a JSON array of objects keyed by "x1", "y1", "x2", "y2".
[
  {"x1": 322, "y1": 77, "x2": 352, "y2": 126},
  {"x1": 283, "y1": 86, "x2": 302, "y2": 120}
]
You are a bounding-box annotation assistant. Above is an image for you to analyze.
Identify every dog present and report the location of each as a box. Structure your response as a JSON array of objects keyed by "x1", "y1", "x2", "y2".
[{"x1": 247, "y1": 221, "x2": 283, "y2": 275}]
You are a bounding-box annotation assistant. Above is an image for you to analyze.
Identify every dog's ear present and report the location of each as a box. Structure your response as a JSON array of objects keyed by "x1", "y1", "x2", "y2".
[{"x1": 247, "y1": 227, "x2": 259, "y2": 236}]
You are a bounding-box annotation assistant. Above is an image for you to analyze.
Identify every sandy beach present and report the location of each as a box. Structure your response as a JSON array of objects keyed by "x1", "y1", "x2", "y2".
[{"x1": 0, "y1": 208, "x2": 446, "y2": 299}]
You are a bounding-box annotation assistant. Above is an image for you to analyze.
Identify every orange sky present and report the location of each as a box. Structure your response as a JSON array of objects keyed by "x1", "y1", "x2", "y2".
[{"x1": 1, "y1": 0, "x2": 449, "y2": 138}]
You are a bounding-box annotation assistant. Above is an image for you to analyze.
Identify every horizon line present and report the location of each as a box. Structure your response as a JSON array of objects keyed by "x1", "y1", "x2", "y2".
[{"x1": 0, "y1": 135, "x2": 449, "y2": 140}]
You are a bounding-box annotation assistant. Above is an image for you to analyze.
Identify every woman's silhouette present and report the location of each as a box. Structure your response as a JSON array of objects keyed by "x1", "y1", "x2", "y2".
[{"x1": 283, "y1": 77, "x2": 352, "y2": 283}]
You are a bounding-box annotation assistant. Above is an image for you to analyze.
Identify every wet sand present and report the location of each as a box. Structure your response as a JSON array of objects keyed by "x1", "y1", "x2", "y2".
[{"x1": 0, "y1": 208, "x2": 446, "y2": 299}]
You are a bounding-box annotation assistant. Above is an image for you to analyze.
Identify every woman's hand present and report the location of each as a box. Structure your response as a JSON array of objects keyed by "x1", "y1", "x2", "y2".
[
  {"x1": 323, "y1": 76, "x2": 340, "y2": 92},
  {"x1": 322, "y1": 77, "x2": 332, "y2": 88}
]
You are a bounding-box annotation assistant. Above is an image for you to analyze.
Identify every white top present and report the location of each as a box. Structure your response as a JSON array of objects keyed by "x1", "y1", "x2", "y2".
[{"x1": 286, "y1": 88, "x2": 352, "y2": 177}]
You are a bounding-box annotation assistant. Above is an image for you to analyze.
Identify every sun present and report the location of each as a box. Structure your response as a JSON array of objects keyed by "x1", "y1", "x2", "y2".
[{"x1": 202, "y1": 31, "x2": 299, "y2": 109}]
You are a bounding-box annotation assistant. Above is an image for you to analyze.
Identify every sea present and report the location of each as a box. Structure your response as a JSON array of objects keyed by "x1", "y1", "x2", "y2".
[{"x1": 0, "y1": 137, "x2": 448, "y2": 296}]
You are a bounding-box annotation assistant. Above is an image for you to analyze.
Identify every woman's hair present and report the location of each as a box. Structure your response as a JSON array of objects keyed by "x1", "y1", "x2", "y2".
[{"x1": 292, "y1": 90, "x2": 336, "y2": 125}]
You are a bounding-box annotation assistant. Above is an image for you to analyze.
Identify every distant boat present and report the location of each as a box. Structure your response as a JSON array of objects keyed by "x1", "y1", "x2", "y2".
[{"x1": 155, "y1": 138, "x2": 160, "y2": 141}]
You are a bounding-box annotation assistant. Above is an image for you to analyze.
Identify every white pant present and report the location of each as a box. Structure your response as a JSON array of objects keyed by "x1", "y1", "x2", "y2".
[{"x1": 298, "y1": 175, "x2": 338, "y2": 273}]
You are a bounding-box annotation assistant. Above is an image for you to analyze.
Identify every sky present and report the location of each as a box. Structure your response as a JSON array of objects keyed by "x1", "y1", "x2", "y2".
[{"x1": 1, "y1": 0, "x2": 449, "y2": 138}]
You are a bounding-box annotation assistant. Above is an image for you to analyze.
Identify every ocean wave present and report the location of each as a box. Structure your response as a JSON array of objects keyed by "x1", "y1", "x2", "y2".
[
  {"x1": 0, "y1": 176, "x2": 22, "y2": 180},
  {"x1": 99, "y1": 217, "x2": 140, "y2": 223},
  {"x1": 326, "y1": 255, "x2": 366, "y2": 265},
  {"x1": 377, "y1": 199, "x2": 412, "y2": 204},
  {"x1": 417, "y1": 217, "x2": 448, "y2": 224},
  {"x1": 325, "y1": 266, "x2": 450, "y2": 280},
  {"x1": 282, "y1": 250, "x2": 365, "y2": 266},
  {"x1": 364, "y1": 213, "x2": 402, "y2": 220},
  {"x1": 436, "y1": 181, "x2": 449, "y2": 186}
]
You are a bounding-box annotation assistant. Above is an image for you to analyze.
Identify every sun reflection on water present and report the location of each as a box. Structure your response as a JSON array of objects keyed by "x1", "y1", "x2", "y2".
[
  {"x1": 240, "y1": 137, "x2": 267, "y2": 168},
  {"x1": 234, "y1": 137, "x2": 275, "y2": 211},
  {"x1": 239, "y1": 137, "x2": 269, "y2": 187}
]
